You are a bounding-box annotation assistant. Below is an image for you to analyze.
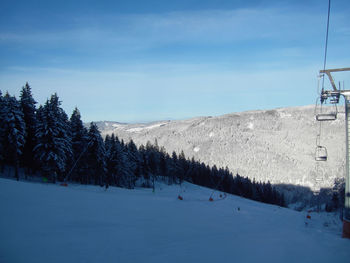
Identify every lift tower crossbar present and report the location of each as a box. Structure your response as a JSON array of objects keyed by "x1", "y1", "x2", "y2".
[{"x1": 320, "y1": 68, "x2": 350, "y2": 91}]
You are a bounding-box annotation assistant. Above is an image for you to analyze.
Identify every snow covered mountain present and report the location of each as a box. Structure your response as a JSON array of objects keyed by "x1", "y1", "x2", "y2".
[
  {"x1": 95, "y1": 105, "x2": 345, "y2": 191},
  {"x1": 1, "y1": 178, "x2": 348, "y2": 263}
]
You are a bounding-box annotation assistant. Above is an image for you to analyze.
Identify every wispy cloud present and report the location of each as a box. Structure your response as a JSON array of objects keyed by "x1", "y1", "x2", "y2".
[{"x1": 0, "y1": 8, "x2": 331, "y2": 48}]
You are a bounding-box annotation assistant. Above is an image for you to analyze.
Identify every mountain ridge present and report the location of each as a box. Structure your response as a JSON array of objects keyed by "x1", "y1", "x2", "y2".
[{"x1": 94, "y1": 104, "x2": 345, "y2": 191}]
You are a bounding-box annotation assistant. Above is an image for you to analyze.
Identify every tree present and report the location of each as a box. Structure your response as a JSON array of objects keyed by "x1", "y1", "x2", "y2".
[
  {"x1": 68, "y1": 107, "x2": 89, "y2": 182},
  {"x1": 104, "y1": 134, "x2": 132, "y2": 187},
  {"x1": 86, "y1": 122, "x2": 106, "y2": 186},
  {"x1": 166, "y1": 151, "x2": 179, "y2": 185},
  {"x1": 34, "y1": 94, "x2": 72, "y2": 182},
  {"x1": 126, "y1": 139, "x2": 142, "y2": 180},
  {"x1": 109, "y1": 136, "x2": 135, "y2": 189},
  {"x1": 105, "y1": 134, "x2": 116, "y2": 186},
  {"x1": 178, "y1": 150, "x2": 188, "y2": 183},
  {"x1": 1, "y1": 93, "x2": 26, "y2": 180},
  {"x1": 159, "y1": 147, "x2": 168, "y2": 181},
  {"x1": 20, "y1": 83, "x2": 37, "y2": 175}
]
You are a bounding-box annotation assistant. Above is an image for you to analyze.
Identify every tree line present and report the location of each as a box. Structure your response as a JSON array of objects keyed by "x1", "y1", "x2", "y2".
[{"x1": 0, "y1": 83, "x2": 285, "y2": 206}]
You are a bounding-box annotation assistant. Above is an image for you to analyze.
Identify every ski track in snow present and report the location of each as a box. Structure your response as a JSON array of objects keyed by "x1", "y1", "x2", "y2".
[{"x1": 0, "y1": 178, "x2": 349, "y2": 263}]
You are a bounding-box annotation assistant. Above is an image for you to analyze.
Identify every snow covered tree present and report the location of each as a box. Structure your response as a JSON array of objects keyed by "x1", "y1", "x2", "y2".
[
  {"x1": 1, "y1": 93, "x2": 26, "y2": 180},
  {"x1": 159, "y1": 147, "x2": 168, "y2": 181},
  {"x1": 86, "y1": 122, "x2": 106, "y2": 186},
  {"x1": 20, "y1": 83, "x2": 37, "y2": 174},
  {"x1": 112, "y1": 136, "x2": 135, "y2": 189},
  {"x1": 105, "y1": 134, "x2": 116, "y2": 186},
  {"x1": 166, "y1": 151, "x2": 180, "y2": 185},
  {"x1": 34, "y1": 94, "x2": 72, "y2": 183},
  {"x1": 126, "y1": 139, "x2": 141, "y2": 180},
  {"x1": 178, "y1": 150, "x2": 188, "y2": 183},
  {"x1": 68, "y1": 107, "x2": 89, "y2": 182}
]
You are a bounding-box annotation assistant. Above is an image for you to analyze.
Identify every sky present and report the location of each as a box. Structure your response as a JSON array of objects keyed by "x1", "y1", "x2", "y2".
[{"x1": 0, "y1": 0, "x2": 350, "y2": 123}]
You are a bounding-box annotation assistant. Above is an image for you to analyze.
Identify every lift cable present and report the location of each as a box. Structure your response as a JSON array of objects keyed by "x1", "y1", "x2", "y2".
[
  {"x1": 315, "y1": 0, "x2": 332, "y2": 165},
  {"x1": 321, "y1": 0, "x2": 331, "y2": 93}
]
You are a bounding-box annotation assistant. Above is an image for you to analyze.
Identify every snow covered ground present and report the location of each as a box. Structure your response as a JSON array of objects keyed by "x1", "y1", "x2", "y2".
[{"x1": 1, "y1": 178, "x2": 349, "y2": 263}]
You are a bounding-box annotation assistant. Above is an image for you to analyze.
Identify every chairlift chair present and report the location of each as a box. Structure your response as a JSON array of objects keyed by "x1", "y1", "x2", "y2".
[
  {"x1": 315, "y1": 96, "x2": 338, "y2": 121},
  {"x1": 316, "y1": 113, "x2": 337, "y2": 121},
  {"x1": 315, "y1": 145, "x2": 328, "y2": 161}
]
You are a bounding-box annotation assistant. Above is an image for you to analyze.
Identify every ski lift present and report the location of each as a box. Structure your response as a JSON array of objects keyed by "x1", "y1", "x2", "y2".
[
  {"x1": 316, "y1": 113, "x2": 337, "y2": 121},
  {"x1": 315, "y1": 145, "x2": 328, "y2": 161},
  {"x1": 315, "y1": 96, "x2": 338, "y2": 121}
]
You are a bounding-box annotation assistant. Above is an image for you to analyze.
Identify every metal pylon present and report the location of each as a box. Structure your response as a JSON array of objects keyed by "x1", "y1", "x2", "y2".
[{"x1": 316, "y1": 67, "x2": 350, "y2": 238}]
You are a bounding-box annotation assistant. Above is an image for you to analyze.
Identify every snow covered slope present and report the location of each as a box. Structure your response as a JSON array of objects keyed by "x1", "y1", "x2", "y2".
[
  {"x1": 1, "y1": 178, "x2": 349, "y2": 263},
  {"x1": 97, "y1": 105, "x2": 345, "y2": 191}
]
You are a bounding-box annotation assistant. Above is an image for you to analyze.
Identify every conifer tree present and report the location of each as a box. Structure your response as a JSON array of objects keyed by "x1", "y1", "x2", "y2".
[
  {"x1": 126, "y1": 139, "x2": 141, "y2": 180},
  {"x1": 109, "y1": 136, "x2": 135, "y2": 189},
  {"x1": 20, "y1": 83, "x2": 37, "y2": 174},
  {"x1": 34, "y1": 94, "x2": 72, "y2": 183},
  {"x1": 1, "y1": 93, "x2": 26, "y2": 180},
  {"x1": 68, "y1": 107, "x2": 88, "y2": 182},
  {"x1": 159, "y1": 147, "x2": 168, "y2": 181},
  {"x1": 105, "y1": 134, "x2": 116, "y2": 186},
  {"x1": 178, "y1": 150, "x2": 188, "y2": 183},
  {"x1": 86, "y1": 122, "x2": 106, "y2": 186},
  {"x1": 126, "y1": 140, "x2": 141, "y2": 173},
  {"x1": 166, "y1": 151, "x2": 179, "y2": 184}
]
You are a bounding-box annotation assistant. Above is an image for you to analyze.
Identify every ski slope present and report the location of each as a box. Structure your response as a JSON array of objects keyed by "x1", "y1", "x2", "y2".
[{"x1": 0, "y1": 178, "x2": 349, "y2": 263}]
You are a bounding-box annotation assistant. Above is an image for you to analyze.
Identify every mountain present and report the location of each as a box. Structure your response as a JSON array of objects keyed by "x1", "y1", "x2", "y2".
[
  {"x1": 1, "y1": 177, "x2": 348, "y2": 263},
  {"x1": 95, "y1": 105, "x2": 345, "y2": 191}
]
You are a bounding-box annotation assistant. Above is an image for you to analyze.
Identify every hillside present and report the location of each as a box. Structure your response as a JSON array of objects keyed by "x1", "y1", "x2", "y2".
[
  {"x1": 1, "y1": 178, "x2": 349, "y2": 263},
  {"x1": 96, "y1": 105, "x2": 345, "y2": 191}
]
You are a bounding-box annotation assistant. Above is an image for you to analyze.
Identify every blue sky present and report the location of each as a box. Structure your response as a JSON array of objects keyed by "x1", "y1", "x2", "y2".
[{"x1": 1, "y1": 0, "x2": 349, "y2": 122}]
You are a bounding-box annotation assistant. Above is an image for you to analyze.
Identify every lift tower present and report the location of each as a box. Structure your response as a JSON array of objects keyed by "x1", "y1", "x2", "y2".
[{"x1": 317, "y1": 67, "x2": 350, "y2": 238}]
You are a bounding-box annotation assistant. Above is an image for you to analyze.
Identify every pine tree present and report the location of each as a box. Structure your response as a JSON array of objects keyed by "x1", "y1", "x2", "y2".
[
  {"x1": 122, "y1": 140, "x2": 136, "y2": 188},
  {"x1": 109, "y1": 136, "x2": 135, "y2": 189},
  {"x1": 34, "y1": 94, "x2": 72, "y2": 183},
  {"x1": 86, "y1": 122, "x2": 106, "y2": 186},
  {"x1": 126, "y1": 139, "x2": 141, "y2": 180},
  {"x1": 105, "y1": 134, "x2": 115, "y2": 186},
  {"x1": 68, "y1": 107, "x2": 89, "y2": 182},
  {"x1": 105, "y1": 133, "x2": 131, "y2": 187},
  {"x1": 1, "y1": 93, "x2": 26, "y2": 180},
  {"x1": 20, "y1": 83, "x2": 37, "y2": 175},
  {"x1": 178, "y1": 150, "x2": 187, "y2": 179},
  {"x1": 167, "y1": 151, "x2": 179, "y2": 185},
  {"x1": 159, "y1": 147, "x2": 168, "y2": 181}
]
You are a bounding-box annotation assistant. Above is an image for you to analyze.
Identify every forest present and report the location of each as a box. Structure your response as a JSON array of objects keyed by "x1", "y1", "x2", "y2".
[{"x1": 0, "y1": 83, "x2": 286, "y2": 206}]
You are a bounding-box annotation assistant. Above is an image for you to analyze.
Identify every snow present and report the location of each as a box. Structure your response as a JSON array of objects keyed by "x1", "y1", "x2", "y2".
[
  {"x1": 126, "y1": 127, "x2": 144, "y2": 132},
  {"x1": 145, "y1": 123, "x2": 168, "y2": 130},
  {"x1": 1, "y1": 178, "x2": 349, "y2": 263},
  {"x1": 247, "y1": 122, "x2": 254, "y2": 130},
  {"x1": 193, "y1": 146, "x2": 200, "y2": 152},
  {"x1": 126, "y1": 122, "x2": 168, "y2": 133}
]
